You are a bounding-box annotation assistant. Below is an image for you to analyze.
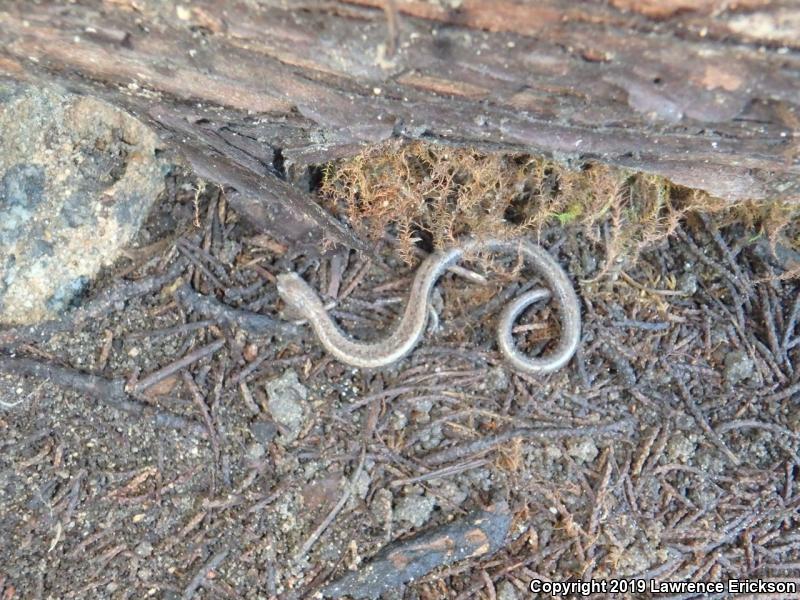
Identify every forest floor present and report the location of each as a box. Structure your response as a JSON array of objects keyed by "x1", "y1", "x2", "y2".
[{"x1": 1, "y1": 144, "x2": 799, "y2": 599}]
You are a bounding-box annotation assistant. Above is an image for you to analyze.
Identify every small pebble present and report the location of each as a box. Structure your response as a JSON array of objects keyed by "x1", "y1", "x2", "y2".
[
  {"x1": 265, "y1": 370, "x2": 309, "y2": 443},
  {"x1": 678, "y1": 272, "x2": 698, "y2": 295},
  {"x1": 243, "y1": 343, "x2": 259, "y2": 362},
  {"x1": 724, "y1": 349, "x2": 754, "y2": 385},
  {"x1": 567, "y1": 438, "x2": 598, "y2": 463},
  {"x1": 394, "y1": 491, "x2": 436, "y2": 528},
  {"x1": 249, "y1": 420, "x2": 278, "y2": 445},
  {"x1": 246, "y1": 442, "x2": 266, "y2": 460},
  {"x1": 134, "y1": 541, "x2": 153, "y2": 558}
]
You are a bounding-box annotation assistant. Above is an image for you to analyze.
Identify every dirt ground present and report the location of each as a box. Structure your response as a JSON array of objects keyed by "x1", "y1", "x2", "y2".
[{"x1": 1, "y1": 159, "x2": 799, "y2": 599}]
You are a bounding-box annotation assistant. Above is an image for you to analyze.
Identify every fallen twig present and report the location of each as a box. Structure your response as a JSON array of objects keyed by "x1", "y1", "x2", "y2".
[
  {"x1": 293, "y1": 448, "x2": 367, "y2": 563},
  {"x1": 174, "y1": 283, "x2": 300, "y2": 337},
  {"x1": 181, "y1": 548, "x2": 230, "y2": 600},
  {"x1": 675, "y1": 378, "x2": 741, "y2": 467},
  {"x1": 422, "y1": 420, "x2": 633, "y2": 467},
  {"x1": 133, "y1": 338, "x2": 225, "y2": 395},
  {"x1": 390, "y1": 458, "x2": 489, "y2": 487},
  {"x1": 0, "y1": 356, "x2": 205, "y2": 435},
  {"x1": 182, "y1": 371, "x2": 221, "y2": 468}
]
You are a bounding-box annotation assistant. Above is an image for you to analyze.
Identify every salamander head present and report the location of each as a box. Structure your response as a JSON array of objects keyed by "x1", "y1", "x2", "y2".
[{"x1": 276, "y1": 272, "x2": 317, "y2": 316}]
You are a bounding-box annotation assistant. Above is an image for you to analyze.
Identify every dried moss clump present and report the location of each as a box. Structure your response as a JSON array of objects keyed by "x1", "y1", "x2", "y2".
[{"x1": 320, "y1": 140, "x2": 799, "y2": 276}]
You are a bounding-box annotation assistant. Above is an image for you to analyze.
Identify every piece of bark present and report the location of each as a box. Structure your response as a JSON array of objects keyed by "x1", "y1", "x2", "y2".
[
  {"x1": 0, "y1": 0, "x2": 797, "y2": 221},
  {"x1": 322, "y1": 503, "x2": 512, "y2": 599},
  {"x1": 152, "y1": 107, "x2": 371, "y2": 254}
]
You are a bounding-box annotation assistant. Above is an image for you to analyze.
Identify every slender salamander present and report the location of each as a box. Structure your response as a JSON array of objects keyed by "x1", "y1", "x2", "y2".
[{"x1": 276, "y1": 238, "x2": 581, "y2": 374}]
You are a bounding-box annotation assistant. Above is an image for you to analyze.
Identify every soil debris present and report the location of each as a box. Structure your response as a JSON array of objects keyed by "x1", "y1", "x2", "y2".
[{"x1": 1, "y1": 141, "x2": 799, "y2": 598}]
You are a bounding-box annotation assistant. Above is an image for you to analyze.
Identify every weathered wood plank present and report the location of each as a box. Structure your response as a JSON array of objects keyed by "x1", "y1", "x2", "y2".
[{"x1": 0, "y1": 0, "x2": 797, "y2": 249}]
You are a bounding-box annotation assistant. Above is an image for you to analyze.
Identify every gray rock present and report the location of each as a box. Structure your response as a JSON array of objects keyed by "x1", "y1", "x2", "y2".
[
  {"x1": 0, "y1": 78, "x2": 167, "y2": 325},
  {"x1": 134, "y1": 541, "x2": 153, "y2": 558},
  {"x1": 724, "y1": 349, "x2": 754, "y2": 385},
  {"x1": 394, "y1": 490, "x2": 436, "y2": 528},
  {"x1": 567, "y1": 438, "x2": 599, "y2": 463},
  {"x1": 666, "y1": 432, "x2": 697, "y2": 463},
  {"x1": 435, "y1": 479, "x2": 468, "y2": 507},
  {"x1": 265, "y1": 370, "x2": 309, "y2": 443},
  {"x1": 370, "y1": 488, "x2": 393, "y2": 533},
  {"x1": 249, "y1": 420, "x2": 278, "y2": 445},
  {"x1": 245, "y1": 442, "x2": 266, "y2": 460},
  {"x1": 486, "y1": 366, "x2": 510, "y2": 392},
  {"x1": 678, "y1": 271, "x2": 698, "y2": 295}
]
